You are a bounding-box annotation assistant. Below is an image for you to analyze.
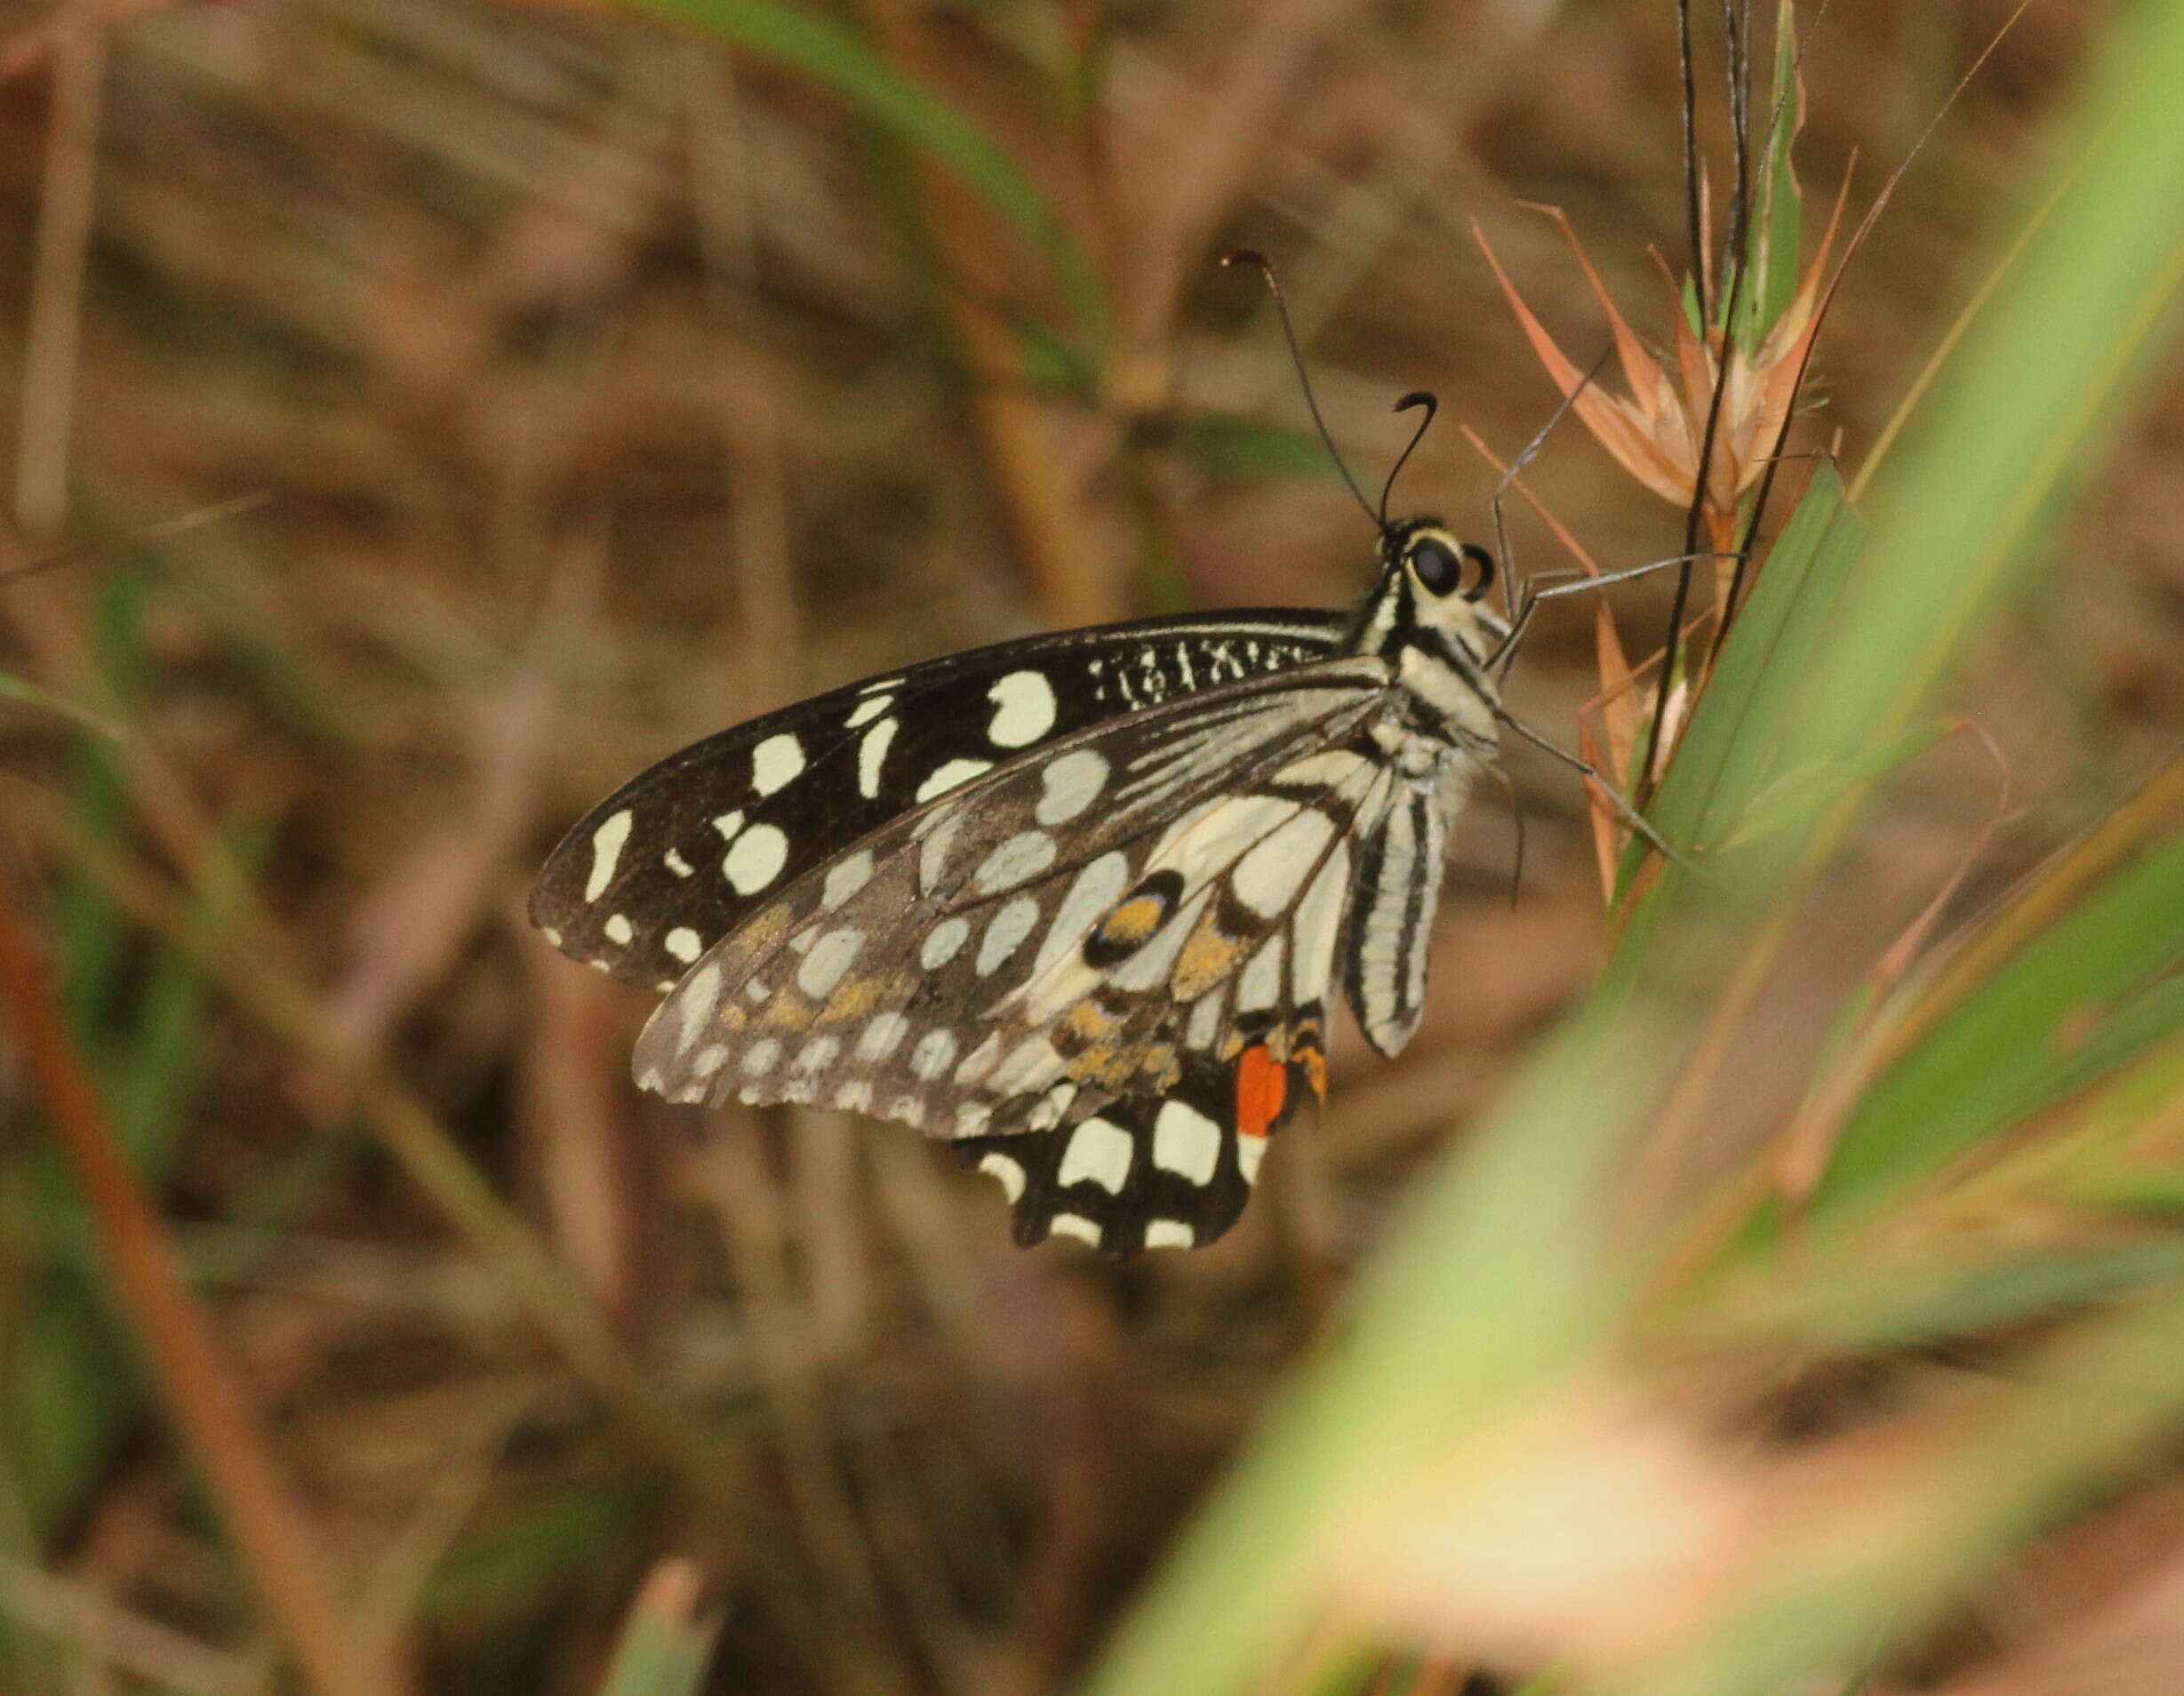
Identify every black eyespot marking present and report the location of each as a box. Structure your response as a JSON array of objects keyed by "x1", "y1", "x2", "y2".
[{"x1": 1083, "y1": 869, "x2": 1186, "y2": 968}]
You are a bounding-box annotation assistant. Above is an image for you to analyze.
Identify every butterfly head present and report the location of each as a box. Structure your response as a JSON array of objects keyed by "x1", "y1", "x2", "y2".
[{"x1": 1376, "y1": 518, "x2": 1509, "y2": 662}]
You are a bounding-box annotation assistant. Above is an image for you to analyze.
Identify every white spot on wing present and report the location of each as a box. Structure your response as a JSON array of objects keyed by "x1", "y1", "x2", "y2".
[
  {"x1": 540, "y1": 926, "x2": 563, "y2": 948},
  {"x1": 1035, "y1": 749, "x2": 1108, "y2": 825},
  {"x1": 917, "y1": 808, "x2": 964, "y2": 894},
  {"x1": 858, "y1": 718, "x2": 900, "y2": 799},
  {"x1": 797, "y1": 928, "x2": 864, "y2": 998},
  {"x1": 921, "y1": 916, "x2": 970, "y2": 968},
  {"x1": 986, "y1": 670, "x2": 1058, "y2": 748},
  {"x1": 585, "y1": 811, "x2": 633, "y2": 902},
  {"x1": 751, "y1": 732, "x2": 805, "y2": 796},
  {"x1": 796, "y1": 1035, "x2": 840, "y2": 1073},
  {"x1": 916, "y1": 757, "x2": 993, "y2": 803},
  {"x1": 1144, "y1": 1218, "x2": 1196, "y2": 1250},
  {"x1": 1058, "y1": 1117, "x2": 1132, "y2": 1193},
  {"x1": 979, "y1": 1152, "x2": 1025, "y2": 1202},
  {"x1": 741, "y1": 1037, "x2": 780, "y2": 1076},
  {"x1": 973, "y1": 830, "x2": 1057, "y2": 895},
  {"x1": 723, "y1": 823, "x2": 789, "y2": 893},
  {"x1": 711, "y1": 810, "x2": 746, "y2": 840},
  {"x1": 665, "y1": 927, "x2": 701, "y2": 964},
  {"x1": 909, "y1": 1029, "x2": 957, "y2": 1081},
  {"x1": 1186, "y1": 988, "x2": 1225, "y2": 1050},
  {"x1": 823, "y1": 851, "x2": 875, "y2": 908},
  {"x1": 604, "y1": 913, "x2": 634, "y2": 945},
  {"x1": 856, "y1": 1012, "x2": 909, "y2": 1060},
  {"x1": 677, "y1": 962, "x2": 722, "y2": 1054},
  {"x1": 1238, "y1": 1135, "x2": 1268, "y2": 1185},
  {"x1": 664, "y1": 847, "x2": 693, "y2": 878},
  {"x1": 977, "y1": 896, "x2": 1041, "y2": 974},
  {"x1": 692, "y1": 1045, "x2": 727, "y2": 1078},
  {"x1": 1049, "y1": 1213, "x2": 1102, "y2": 1247},
  {"x1": 846, "y1": 693, "x2": 892, "y2": 728},
  {"x1": 1152, "y1": 1100, "x2": 1222, "y2": 1185}
]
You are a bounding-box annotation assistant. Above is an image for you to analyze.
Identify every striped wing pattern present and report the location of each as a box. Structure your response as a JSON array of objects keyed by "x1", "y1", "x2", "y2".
[
  {"x1": 529, "y1": 612, "x2": 1346, "y2": 991},
  {"x1": 628, "y1": 660, "x2": 1401, "y2": 1252}
]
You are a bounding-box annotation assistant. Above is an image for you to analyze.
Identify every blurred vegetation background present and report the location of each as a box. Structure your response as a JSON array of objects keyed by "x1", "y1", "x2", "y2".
[{"x1": 4, "y1": 1, "x2": 2184, "y2": 1693}]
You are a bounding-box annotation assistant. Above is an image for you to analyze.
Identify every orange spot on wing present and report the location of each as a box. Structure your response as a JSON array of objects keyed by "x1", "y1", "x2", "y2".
[
  {"x1": 1236, "y1": 1045, "x2": 1287, "y2": 1140},
  {"x1": 1300, "y1": 1047, "x2": 1327, "y2": 1106}
]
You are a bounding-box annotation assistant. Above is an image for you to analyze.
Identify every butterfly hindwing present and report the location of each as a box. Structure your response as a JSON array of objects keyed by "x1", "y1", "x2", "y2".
[
  {"x1": 629, "y1": 659, "x2": 1400, "y2": 1141},
  {"x1": 951, "y1": 1036, "x2": 1326, "y2": 1255},
  {"x1": 530, "y1": 612, "x2": 1347, "y2": 989}
]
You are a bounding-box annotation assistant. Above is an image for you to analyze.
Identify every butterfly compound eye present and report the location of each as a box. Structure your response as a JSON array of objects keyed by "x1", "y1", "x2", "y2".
[
  {"x1": 1405, "y1": 534, "x2": 1494, "y2": 601},
  {"x1": 1406, "y1": 534, "x2": 1463, "y2": 596}
]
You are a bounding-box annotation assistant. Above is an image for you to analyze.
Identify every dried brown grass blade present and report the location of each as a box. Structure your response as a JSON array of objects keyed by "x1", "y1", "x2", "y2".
[
  {"x1": 14, "y1": 7, "x2": 104, "y2": 537},
  {"x1": 0, "y1": 868, "x2": 399, "y2": 1696},
  {"x1": 1576, "y1": 718, "x2": 1620, "y2": 900},
  {"x1": 33, "y1": 803, "x2": 713, "y2": 1492},
  {"x1": 859, "y1": 0, "x2": 1115, "y2": 628},
  {"x1": 1473, "y1": 222, "x2": 1692, "y2": 506}
]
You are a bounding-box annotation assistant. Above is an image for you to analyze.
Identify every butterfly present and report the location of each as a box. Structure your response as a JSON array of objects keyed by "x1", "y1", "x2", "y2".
[
  {"x1": 530, "y1": 260, "x2": 1669, "y2": 1257},
  {"x1": 527, "y1": 508, "x2": 1552, "y2": 1253}
]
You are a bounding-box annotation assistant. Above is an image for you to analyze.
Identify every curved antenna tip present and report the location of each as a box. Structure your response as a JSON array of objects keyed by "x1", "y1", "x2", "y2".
[
  {"x1": 1378, "y1": 394, "x2": 1440, "y2": 526},
  {"x1": 1222, "y1": 248, "x2": 1272, "y2": 272}
]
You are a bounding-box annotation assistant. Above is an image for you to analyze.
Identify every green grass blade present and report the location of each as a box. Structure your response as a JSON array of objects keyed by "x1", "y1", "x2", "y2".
[
  {"x1": 0, "y1": 668, "x2": 122, "y2": 740},
  {"x1": 1603, "y1": 462, "x2": 1863, "y2": 977},
  {"x1": 1740, "y1": 0, "x2": 1805, "y2": 343},
  {"x1": 594, "y1": 1567, "x2": 722, "y2": 1696},
  {"x1": 1688, "y1": 1239, "x2": 2184, "y2": 1351},
  {"x1": 1815, "y1": 836, "x2": 2184, "y2": 1210},
  {"x1": 1083, "y1": 1017, "x2": 1663, "y2": 1696}
]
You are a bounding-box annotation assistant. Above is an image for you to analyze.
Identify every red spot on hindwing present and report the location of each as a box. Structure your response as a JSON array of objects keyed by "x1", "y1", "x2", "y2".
[{"x1": 1236, "y1": 1044, "x2": 1287, "y2": 1140}]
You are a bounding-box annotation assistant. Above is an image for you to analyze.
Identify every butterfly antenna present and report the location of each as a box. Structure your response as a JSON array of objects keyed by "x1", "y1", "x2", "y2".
[
  {"x1": 1492, "y1": 342, "x2": 1613, "y2": 620},
  {"x1": 1380, "y1": 392, "x2": 1438, "y2": 526},
  {"x1": 1225, "y1": 250, "x2": 1380, "y2": 528}
]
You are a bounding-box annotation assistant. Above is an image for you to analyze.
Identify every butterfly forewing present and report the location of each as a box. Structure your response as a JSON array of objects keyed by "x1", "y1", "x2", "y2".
[{"x1": 530, "y1": 612, "x2": 1346, "y2": 989}]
